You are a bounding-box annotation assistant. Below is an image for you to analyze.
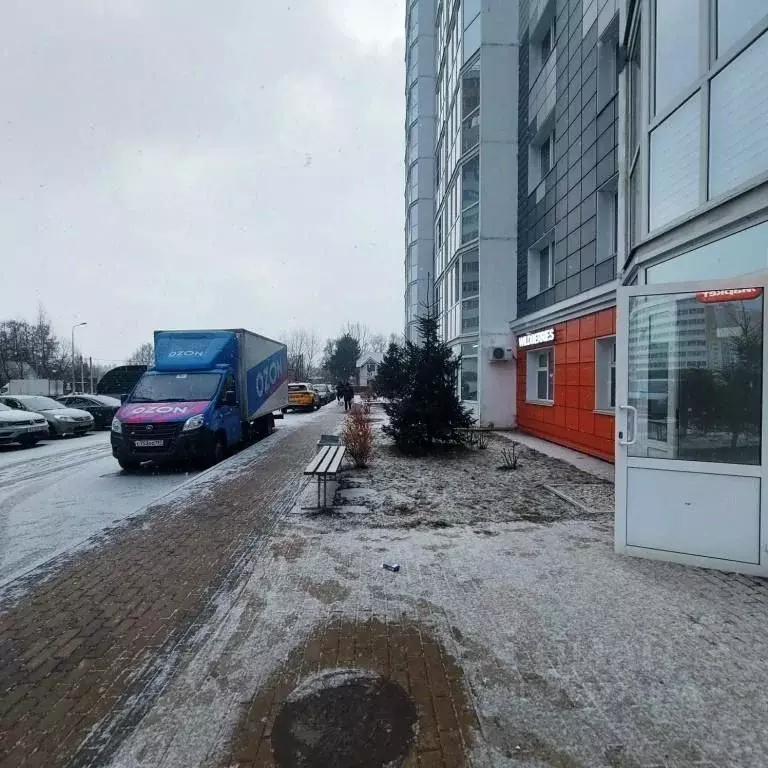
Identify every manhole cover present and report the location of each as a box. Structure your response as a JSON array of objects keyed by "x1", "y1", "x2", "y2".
[{"x1": 271, "y1": 668, "x2": 417, "y2": 768}]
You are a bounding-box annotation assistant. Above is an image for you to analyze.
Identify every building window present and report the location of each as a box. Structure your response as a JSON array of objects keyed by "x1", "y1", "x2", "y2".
[
  {"x1": 540, "y1": 130, "x2": 554, "y2": 177},
  {"x1": 538, "y1": 16, "x2": 556, "y2": 69},
  {"x1": 597, "y1": 175, "x2": 618, "y2": 263},
  {"x1": 460, "y1": 344, "x2": 478, "y2": 401},
  {"x1": 407, "y1": 82, "x2": 419, "y2": 121},
  {"x1": 649, "y1": 92, "x2": 700, "y2": 231},
  {"x1": 461, "y1": 59, "x2": 480, "y2": 154},
  {"x1": 527, "y1": 348, "x2": 554, "y2": 403},
  {"x1": 462, "y1": 251, "x2": 479, "y2": 297},
  {"x1": 461, "y1": 298, "x2": 479, "y2": 332},
  {"x1": 527, "y1": 236, "x2": 554, "y2": 297},
  {"x1": 709, "y1": 30, "x2": 768, "y2": 198},
  {"x1": 461, "y1": 155, "x2": 479, "y2": 208},
  {"x1": 654, "y1": 0, "x2": 699, "y2": 116},
  {"x1": 408, "y1": 203, "x2": 419, "y2": 244},
  {"x1": 596, "y1": 336, "x2": 616, "y2": 410},
  {"x1": 407, "y1": 123, "x2": 419, "y2": 164},
  {"x1": 717, "y1": 0, "x2": 767, "y2": 56},
  {"x1": 461, "y1": 203, "x2": 479, "y2": 243},
  {"x1": 597, "y1": 16, "x2": 619, "y2": 109}
]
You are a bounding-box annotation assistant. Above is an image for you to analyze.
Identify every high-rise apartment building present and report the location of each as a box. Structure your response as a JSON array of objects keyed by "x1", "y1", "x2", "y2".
[
  {"x1": 404, "y1": 0, "x2": 768, "y2": 575},
  {"x1": 405, "y1": 0, "x2": 519, "y2": 427},
  {"x1": 404, "y1": 0, "x2": 436, "y2": 343}
]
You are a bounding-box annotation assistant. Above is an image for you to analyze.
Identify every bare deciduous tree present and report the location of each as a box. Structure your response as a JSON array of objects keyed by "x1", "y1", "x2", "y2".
[
  {"x1": 0, "y1": 308, "x2": 73, "y2": 386},
  {"x1": 343, "y1": 322, "x2": 372, "y2": 358},
  {"x1": 127, "y1": 343, "x2": 154, "y2": 366},
  {"x1": 369, "y1": 333, "x2": 388, "y2": 354},
  {"x1": 284, "y1": 328, "x2": 321, "y2": 381}
]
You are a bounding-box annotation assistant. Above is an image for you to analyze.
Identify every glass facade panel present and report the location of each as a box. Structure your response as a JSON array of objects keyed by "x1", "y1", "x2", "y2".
[
  {"x1": 464, "y1": 15, "x2": 480, "y2": 64},
  {"x1": 717, "y1": 0, "x2": 766, "y2": 56},
  {"x1": 461, "y1": 297, "x2": 479, "y2": 332},
  {"x1": 462, "y1": 156, "x2": 480, "y2": 207},
  {"x1": 407, "y1": 82, "x2": 419, "y2": 121},
  {"x1": 408, "y1": 204, "x2": 419, "y2": 244},
  {"x1": 654, "y1": 0, "x2": 699, "y2": 115},
  {"x1": 649, "y1": 93, "x2": 700, "y2": 231},
  {"x1": 462, "y1": 60, "x2": 480, "y2": 115},
  {"x1": 646, "y1": 221, "x2": 768, "y2": 283},
  {"x1": 709, "y1": 31, "x2": 768, "y2": 198},
  {"x1": 460, "y1": 356, "x2": 478, "y2": 401},
  {"x1": 462, "y1": 252, "x2": 479, "y2": 297},
  {"x1": 461, "y1": 204, "x2": 479, "y2": 243},
  {"x1": 463, "y1": 0, "x2": 480, "y2": 28},
  {"x1": 627, "y1": 291, "x2": 763, "y2": 465}
]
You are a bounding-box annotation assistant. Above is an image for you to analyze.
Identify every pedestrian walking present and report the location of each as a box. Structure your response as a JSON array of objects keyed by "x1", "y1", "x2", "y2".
[
  {"x1": 336, "y1": 382, "x2": 344, "y2": 405},
  {"x1": 343, "y1": 383, "x2": 354, "y2": 411}
]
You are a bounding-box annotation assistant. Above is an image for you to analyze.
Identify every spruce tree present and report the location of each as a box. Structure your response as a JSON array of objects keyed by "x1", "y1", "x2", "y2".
[{"x1": 383, "y1": 308, "x2": 473, "y2": 454}]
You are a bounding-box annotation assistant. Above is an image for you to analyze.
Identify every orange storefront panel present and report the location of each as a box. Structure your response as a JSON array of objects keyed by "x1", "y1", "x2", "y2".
[{"x1": 516, "y1": 307, "x2": 616, "y2": 463}]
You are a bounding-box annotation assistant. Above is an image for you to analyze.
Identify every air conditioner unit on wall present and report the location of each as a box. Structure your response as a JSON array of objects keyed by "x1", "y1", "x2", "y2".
[{"x1": 488, "y1": 345, "x2": 515, "y2": 362}]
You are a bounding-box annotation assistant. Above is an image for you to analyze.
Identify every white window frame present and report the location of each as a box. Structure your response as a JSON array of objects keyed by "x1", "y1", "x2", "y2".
[
  {"x1": 540, "y1": 130, "x2": 554, "y2": 177},
  {"x1": 526, "y1": 347, "x2": 555, "y2": 404},
  {"x1": 595, "y1": 335, "x2": 616, "y2": 411},
  {"x1": 597, "y1": 14, "x2": 620, "y2": 110},
  {"x1": 527, "y1": 234, "x2": 555, "y2": 298},
  {"x1": 597, "y1": 174, "x2": 619, "y2": 263}
]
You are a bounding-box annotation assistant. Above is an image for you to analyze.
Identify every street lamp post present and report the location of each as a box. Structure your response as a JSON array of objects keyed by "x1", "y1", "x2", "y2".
[{"x1": 71, "y1": 322, "x2": 87, "y2": 394}]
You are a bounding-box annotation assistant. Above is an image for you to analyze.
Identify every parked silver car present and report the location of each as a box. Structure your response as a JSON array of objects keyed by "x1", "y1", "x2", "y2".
[
  {"x1": 0, "y1": 402, "x2": 49, "y2": 447},
  {"x1": 0, "y1": 395, "x2": 94, "y2": 437}
]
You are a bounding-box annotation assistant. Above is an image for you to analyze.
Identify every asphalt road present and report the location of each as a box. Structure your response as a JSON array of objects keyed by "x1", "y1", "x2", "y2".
[
  {"x1": 0, "y1": 431, "x2": 202, "y2": 587},
  {"x1": 0, "y1": 406, "x2": 341, "y2": 589}
]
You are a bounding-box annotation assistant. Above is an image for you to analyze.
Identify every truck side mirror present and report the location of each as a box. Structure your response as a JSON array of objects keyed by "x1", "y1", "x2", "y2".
[{"x1": 221, "y1": 390, "x2": 236, "y2": 407}]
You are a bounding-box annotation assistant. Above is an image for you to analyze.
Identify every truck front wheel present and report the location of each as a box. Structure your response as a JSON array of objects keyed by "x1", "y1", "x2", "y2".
[
  {"x1": 118, "y1": 457, "x2": 141, "y2": 472},
  {"x1": 209, "y1": 434, "x2": 226, "y2": 467}
]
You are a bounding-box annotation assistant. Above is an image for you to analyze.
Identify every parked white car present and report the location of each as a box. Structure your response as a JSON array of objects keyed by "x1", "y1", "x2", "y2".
[
  {"x1": 0, "y1": 402, "x2": 50, "y2": 447},
  {"x1": 0, "y1": 395, "x2": 94, "y2": 437}
]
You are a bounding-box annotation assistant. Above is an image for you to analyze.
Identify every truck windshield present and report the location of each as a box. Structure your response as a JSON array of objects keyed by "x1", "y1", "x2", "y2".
[{"x1": 129, "y1": 373, "x2": 222, "y2": 403}]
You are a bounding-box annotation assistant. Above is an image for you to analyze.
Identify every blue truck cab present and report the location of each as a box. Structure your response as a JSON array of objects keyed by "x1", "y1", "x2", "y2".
[{"x1": 111, "y1": 329, "x2": 288, "y2": 471}]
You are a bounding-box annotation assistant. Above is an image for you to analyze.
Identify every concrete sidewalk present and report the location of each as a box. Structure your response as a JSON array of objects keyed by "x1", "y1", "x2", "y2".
[{"x1": 497, "y1": 429, "x2": 614, "y2": 483}]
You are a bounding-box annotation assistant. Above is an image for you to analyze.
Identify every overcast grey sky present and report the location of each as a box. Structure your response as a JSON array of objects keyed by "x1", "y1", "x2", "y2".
[{"x1": 1, "y1": 0, "x2": 405, "y2": 365}]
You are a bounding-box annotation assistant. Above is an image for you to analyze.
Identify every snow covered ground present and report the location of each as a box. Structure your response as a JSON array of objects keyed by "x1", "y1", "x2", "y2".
[{"x1": 106, "y1": 422, "x2": 768, "y2": 767}]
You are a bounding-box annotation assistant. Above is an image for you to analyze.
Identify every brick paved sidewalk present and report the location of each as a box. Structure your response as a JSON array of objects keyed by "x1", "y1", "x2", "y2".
[{"x1": 0, "y1": 410, "x2": 343, "y2": 768}]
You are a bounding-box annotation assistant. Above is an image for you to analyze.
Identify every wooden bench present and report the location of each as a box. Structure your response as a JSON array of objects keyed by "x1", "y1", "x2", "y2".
[{"x1": 304, "y1": 444, "x2": 347, "y2": 508}]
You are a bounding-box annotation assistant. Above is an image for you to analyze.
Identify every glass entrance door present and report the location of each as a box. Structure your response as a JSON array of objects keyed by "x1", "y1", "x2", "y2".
[{"x1": 615, "y1": 276, "x2": 768, "y2": 573}]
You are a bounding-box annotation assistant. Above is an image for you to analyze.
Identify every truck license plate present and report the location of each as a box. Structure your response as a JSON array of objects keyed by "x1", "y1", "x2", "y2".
[{"x1": 134, "y1": 439, "x2": 164, "y2": 447}]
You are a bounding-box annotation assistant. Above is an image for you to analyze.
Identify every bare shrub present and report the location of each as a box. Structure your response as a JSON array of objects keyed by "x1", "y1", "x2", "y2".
[
  {"x1": 499, "y1": 443, "x2": 519, "y2": 470},
  {"x1": 342, "y1": 405, "x2": 374, "y2": 467}
]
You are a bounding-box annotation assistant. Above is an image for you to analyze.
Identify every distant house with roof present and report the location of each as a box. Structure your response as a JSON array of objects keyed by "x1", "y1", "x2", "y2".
[{"x1": 356, "y1": 352, "x2": 384, "y2": 388}]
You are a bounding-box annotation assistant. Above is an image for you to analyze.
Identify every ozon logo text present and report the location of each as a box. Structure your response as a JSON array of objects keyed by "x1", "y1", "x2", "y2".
[
  {"x1": 168, "y1": 350, "x2": 205, "y2": 358},
  {"x1": 128, "y1": 405, "x2": 191, "y2": 415},
  {"x1": 252, "y1": 355, "x2": 285, "y2": 399}
]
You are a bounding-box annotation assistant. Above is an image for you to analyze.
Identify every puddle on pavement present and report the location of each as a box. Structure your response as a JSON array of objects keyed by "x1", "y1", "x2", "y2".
[{"x1": 224, "y1": 618, "x2": 477, "y2": 767}]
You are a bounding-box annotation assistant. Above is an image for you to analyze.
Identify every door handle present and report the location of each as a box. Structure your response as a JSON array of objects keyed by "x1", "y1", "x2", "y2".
[{"x1": 618, "y1": 405, "x2": 637, "y2": 446}]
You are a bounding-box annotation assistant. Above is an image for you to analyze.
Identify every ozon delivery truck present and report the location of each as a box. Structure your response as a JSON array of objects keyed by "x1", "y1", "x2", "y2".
[{"x1": 110, "y1": 329, "x2": 288, "y2": 470}]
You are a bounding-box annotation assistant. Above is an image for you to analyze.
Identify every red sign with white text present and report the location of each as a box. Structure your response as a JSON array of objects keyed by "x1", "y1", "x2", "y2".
[{"x1": 695, "y1": 287, "x2": 762, "y2": 304}]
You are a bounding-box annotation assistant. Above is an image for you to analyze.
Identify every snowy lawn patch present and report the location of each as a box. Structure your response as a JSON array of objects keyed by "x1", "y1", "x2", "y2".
[{"x1": 329, "y1": 427, "x2": 613, "y2": 528}]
